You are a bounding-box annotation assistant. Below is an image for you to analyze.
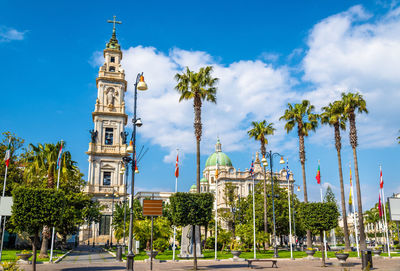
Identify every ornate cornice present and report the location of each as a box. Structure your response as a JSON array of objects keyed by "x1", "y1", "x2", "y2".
[
  {"x1": 96, "y1": 77, "x2": 127, "y2": 91},
  {"x1": 92, "y1": 111, "x2": 127, "y2": 125},
  {"x1": 103, "y1": 48, "x2": 122, "y2": 59}
]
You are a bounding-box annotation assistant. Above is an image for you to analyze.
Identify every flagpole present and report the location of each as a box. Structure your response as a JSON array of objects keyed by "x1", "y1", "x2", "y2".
[
  {"x1": 381, "y1": 166, "x2": 391, "y2": 257},
  {"x1": 0, "y1": 159, "x2": 8, "y2": 262},
  {"x1": 50, "y1": 140, "x2": 63, "y2": 263},
  {"x1": 286, "y1": 160, "x2": 293, "y2": 260},
  {"x1": 173, "y1": 149, "x2": 178, "y2": 261},
  {"x1": 317, "y1": 160, "x2": 328, "y2": 259},
  {"x1": 0, "y1": 138, "x2": 11, "y2": 262},
  {"x1": 319, "y1": 184, "x2": 328, "y2": 259},
  {"x1": 350, "y1": 164, "x2": 360, "y2": 258}
]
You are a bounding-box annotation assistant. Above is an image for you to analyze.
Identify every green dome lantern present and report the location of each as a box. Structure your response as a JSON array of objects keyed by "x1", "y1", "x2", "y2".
[
  {"x1": 205, "y1": 138, "x2": 233, "y2": 168},
  {"x1": 200, "y1": 178, "x2": 208, "y2": 183}
]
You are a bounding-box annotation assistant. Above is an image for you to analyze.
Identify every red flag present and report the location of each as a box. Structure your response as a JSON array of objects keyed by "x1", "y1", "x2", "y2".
[
  {"x1": 378, "y1": 193, "x2": 383, "y2": 218},
  {"x1": 174, "y1": 154, "x2": 179, "y2": 178},
  {"x1": 316, "y1": 164, "x2": 321, "y2": 184},
  {"x1": 4, "y1": 139, "x2": 11, "y2": 167},
  {"x1": 380, "y1": 167, "x2": 383, "y2": 189}
]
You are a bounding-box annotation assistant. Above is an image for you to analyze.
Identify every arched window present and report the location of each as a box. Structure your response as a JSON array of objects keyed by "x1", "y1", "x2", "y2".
[{"x1": 109, "y1": 66, "x2": 115, "y2": 72}]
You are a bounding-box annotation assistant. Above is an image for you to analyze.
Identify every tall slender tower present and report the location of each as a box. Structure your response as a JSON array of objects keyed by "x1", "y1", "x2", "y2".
[{"x1": 83, "y1": 17, "x2": 128, "y2": 244}]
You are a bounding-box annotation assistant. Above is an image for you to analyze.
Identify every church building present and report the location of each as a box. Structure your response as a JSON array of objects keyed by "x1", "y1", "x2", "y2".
[
  {"x1": 190, "y1": 139, "x2": 295, "y2": 213},
  {"x1": 80, "y1": 21, "x2": 128, "y2": 244}
]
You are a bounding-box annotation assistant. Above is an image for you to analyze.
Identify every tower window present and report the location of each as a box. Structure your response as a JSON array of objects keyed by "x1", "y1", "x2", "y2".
[
  {"x1": 110, "y1": 56, "x2": 115, "y2": 63},
  {"x1": 105, "y1": 128, "x2": 113, "y2": 145},
  {"x1": 103, "y1": 172, "x2": 111, "y2": 186},
  {"x1": 109, "y1": 66, "x2": 115, "y2": 72}
]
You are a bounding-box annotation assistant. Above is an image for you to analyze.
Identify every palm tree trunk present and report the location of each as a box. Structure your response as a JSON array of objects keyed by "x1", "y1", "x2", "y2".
[
  {"x1": 194, "y1": 101, "x2": 202, "y2": 194},
  {"x1": 352, "y1": 146, "x2": 366, "y2": 250},
  {"x1": 39, "y1": 226, "x2": 49, "y2": 258},
  {"x1": 335, "y1": 125, "x2": 350, "y2": 251},
  {"x1": 196, "y1": 139, "x2": 200, "y2": 193},
  {"x1": 262, "y1": 149, "x2": 268, "y2": 245},
  {"x1": 298, "y1": 133, "x2": 311, "y2": 249}
]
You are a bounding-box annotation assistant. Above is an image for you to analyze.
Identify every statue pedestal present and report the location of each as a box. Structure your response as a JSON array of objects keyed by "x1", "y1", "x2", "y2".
[{"x1": 179, "y1": 225, "x2": 203, "y2": 258}]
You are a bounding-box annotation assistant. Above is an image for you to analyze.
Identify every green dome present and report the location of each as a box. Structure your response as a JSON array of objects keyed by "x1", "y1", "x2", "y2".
[
  {"x1": 200, "y1": 178, "x2": 208, "y2": 183},
  {"x1": 190, "y1": 184, "x2": 197, "y2": 190},
  {"x1": 205, "y1": 152, "x2": 232, "y2": 167},
  {"x1": 205, "y1": 138, "x2": 233, "y2": 168}
]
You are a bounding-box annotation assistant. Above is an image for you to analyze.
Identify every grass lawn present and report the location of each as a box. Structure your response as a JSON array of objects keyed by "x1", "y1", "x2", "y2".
[
  {"x1": 107, "y1": 248, "x2": 400, "y2": 261},
  {"x1": 1, "y1": 249, "x2": 67, "y2": 262}
]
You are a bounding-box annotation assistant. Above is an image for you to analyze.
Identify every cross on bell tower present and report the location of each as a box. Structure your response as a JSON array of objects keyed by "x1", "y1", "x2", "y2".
[
  {"x1": 106, "y1": 16, "x2": 122, "y2": 50},
  {"x1": 107, "y1": 15, "x2": 122, "y2": 33}
]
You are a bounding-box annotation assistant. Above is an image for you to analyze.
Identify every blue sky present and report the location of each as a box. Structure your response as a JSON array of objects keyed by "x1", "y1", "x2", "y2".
[{"x1": 1, "y1": 0, "x2": 400, "y2": 211}]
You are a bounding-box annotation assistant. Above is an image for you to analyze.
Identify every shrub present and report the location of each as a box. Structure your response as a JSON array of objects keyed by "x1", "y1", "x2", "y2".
[
  {"x1": 205, "y1": 236, "x2": 222, "y2": 250},
  {"x1": 153, "y1": 238, "x2": 169, "y2": 252}
]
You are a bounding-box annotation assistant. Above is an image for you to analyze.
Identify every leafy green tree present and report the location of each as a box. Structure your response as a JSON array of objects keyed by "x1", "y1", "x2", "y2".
[
  {"x1": 280, "y1": 100, "x2": 319, "y2": 248},
  {"x1": 175, "y1": 66, "x2": 218, "y2": 194},
  {"x1": 321, "y1": 101, "x2": 350, "y2": 250},
  {"x1": 219, "y1": 182, "x2": 240, "y2": 236},
  {"x1": 132, "y1": 217, "x2": 172, "y2": 250},
  {"x1": 364, "y1": 205, "x2": 380, "y2": 244},
  {"x1": 10, "y1": 187, "x2": 65, "y2": 271},
  {"x1": 170, "y1": 192, "x2": 214, "y2": 270},
  {"x1": 324, "y1": 186, "x2": 337, "y2": 204},
  {"x1": 341, "y1": 91, "x2": 368, "y2": 250},
  {"x1": 23, "y1": 141, "x2": 86, "y2": 257},
  {"x1": 300, "y1": 202, "x2": 339, "y2": 266},
  {"x1": 247, "y1": 120, "x2": 275, "y2": 236},
  {"x1": 56, "y1": 193, "x2": 95, "y2": 245}
]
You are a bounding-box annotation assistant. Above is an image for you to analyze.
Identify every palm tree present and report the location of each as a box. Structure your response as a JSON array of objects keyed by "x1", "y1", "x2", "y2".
[
  {"x1": 365, "y1": 207, "x2": 380, "y2": 245},
  {"x1": 321, "y1": 101, "x2": 351, "y2": 251},
  {"x1": 341, "y1": 92, "x2": 368, "y2": 250},
  {"x1": 175, "y1": 66, "x2": 218, "y2": 269},
  {"x1": 24, "y1": 142, "x2": 76, "y2": 258},
  {"x1": 280, "y1": 100, "x2": 319, "y2": 248},
  {"x1": 247, "y1": 120, "x2": 275, "y2": 239}
]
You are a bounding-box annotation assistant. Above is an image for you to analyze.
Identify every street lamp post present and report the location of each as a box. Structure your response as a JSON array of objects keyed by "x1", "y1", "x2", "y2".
[
  {"x1": 262, "y1": 150, "x2": 284, "y2": 258},
  {"x1": 126, "y1": 72, "x2": 148, "y2": 271}
]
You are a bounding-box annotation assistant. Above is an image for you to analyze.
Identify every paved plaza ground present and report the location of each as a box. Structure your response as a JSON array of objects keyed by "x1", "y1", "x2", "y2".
[{"x1": 18, "y1": 246, "x2": 400, "y2": 270}]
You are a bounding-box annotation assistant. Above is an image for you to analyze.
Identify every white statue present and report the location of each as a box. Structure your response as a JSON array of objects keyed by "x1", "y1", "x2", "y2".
[{"x1": 106, "y1": 88, "x2": 118, "y2": 106}]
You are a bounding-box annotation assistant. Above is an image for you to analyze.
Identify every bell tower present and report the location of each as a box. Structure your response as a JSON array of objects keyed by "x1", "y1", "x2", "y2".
[{"x1": 83, "y1": 16, "x2": 127, "y2": 244}]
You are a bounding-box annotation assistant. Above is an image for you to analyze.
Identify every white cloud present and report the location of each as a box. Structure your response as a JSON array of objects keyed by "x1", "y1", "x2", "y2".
[
  {"x1": 117, "y1": 46, "x2": 295, "y2": 162},
  {"x1": 302, "y1": 5, "x2": 400, "y2": 148},
  {"x1": 0, "y1": 26, "x2": 26, "y2": 42},
  {"x1": 91, "y1": 4, "x2": 400, "y2": 165}
]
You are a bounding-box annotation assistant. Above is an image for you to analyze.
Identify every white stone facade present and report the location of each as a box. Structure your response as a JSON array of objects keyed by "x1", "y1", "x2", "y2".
[{"x1": 81, "y1": 31, "x2": 128, "y2": 245}]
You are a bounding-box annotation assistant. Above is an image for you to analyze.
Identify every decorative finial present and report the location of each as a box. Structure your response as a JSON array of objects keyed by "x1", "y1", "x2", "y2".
[{"x1": 215, "y1": 137, "x2": 222, "y2": 152}]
